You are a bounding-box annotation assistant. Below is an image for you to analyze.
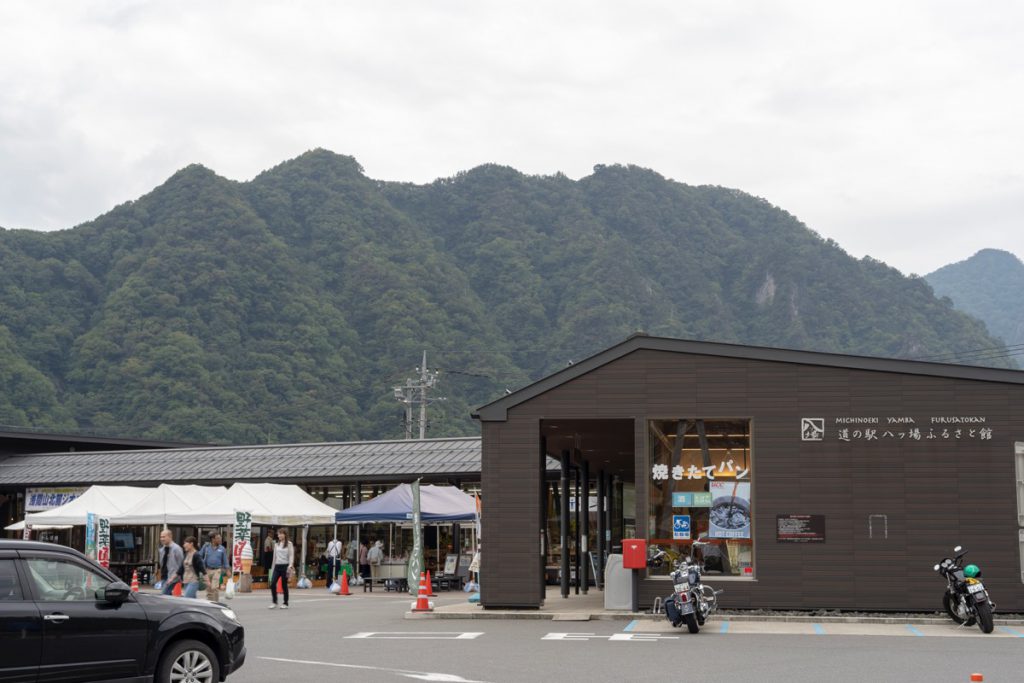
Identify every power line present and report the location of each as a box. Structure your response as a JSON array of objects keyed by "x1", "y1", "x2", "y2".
[{"x1": 911, "y1": 343, "x2": 1024, "y2": 363}]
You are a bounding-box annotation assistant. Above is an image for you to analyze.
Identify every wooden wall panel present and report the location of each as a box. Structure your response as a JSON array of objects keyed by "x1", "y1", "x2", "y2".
[{"x1": 482, "y1": 348, "x2": 1024, "y2": 611}]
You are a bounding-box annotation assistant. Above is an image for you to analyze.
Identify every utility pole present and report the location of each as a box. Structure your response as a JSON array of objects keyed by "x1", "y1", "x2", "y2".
[{"x1": 393, "y1": 350, "x2": 444, "y2": 439}]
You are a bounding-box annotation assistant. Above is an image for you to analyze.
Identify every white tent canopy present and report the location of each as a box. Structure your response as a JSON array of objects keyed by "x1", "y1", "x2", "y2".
[
  {"x1": 112, "y1": 484, "x2": 227, "y2": 526},
  {"x1": 9, "y1": 486, "x2": 152, "y2": 529},
  {"x1": 164, "y1": 483, "x2": 338, "y2": 526}
]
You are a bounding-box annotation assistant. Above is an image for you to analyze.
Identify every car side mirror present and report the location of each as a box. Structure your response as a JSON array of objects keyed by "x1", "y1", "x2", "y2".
[{"x1": 98, "y1": 581, "x2": 131, "y2": 604}]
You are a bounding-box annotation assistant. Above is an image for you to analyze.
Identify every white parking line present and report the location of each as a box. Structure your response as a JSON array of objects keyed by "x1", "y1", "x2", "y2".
[
  {"x1": 346, "y1": 631, "x2": 484, "y2": 640},
  {"x1": 259, "y1": 656, "x2": 491, "y2": 682}
]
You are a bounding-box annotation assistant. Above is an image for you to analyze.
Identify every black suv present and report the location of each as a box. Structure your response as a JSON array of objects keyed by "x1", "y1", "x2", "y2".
[{"x1": 0, "y1": 540, "x2": 245, "y2": 682}]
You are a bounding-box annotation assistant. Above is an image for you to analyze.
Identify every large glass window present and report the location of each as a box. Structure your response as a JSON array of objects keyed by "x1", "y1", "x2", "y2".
[{"x1": 647, "y1": 419, "x2": 753, "y2": 577}]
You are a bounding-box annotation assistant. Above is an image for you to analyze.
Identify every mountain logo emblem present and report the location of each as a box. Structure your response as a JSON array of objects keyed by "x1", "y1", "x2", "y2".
[{"x1": 801, "y1": 418, "x2": 825, "y2": 441}]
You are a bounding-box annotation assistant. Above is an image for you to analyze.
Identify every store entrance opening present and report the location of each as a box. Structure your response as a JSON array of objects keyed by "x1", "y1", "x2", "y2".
[{"x1": 540, "y1": 419, "x2": 635, "y2": 600}]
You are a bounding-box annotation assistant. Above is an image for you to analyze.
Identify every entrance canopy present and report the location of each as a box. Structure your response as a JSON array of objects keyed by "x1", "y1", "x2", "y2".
[
  {"x1": 113, "y1": 483, "x2": 227, "y2": 525},
  {"x1": 165, "y1": 482, "x2": 338, "y2": 526},
  {"x1": 335, "y1": 484, "x2": 477, "y2": 523},
  {"x1": 11, "y1": 486, "x2": 152, "y2": 529}
]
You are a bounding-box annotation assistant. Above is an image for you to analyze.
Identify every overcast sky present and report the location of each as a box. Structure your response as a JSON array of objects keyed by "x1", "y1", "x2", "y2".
[{"x1": 1, "y1": 1, "x2": 1021, "y2": 275}]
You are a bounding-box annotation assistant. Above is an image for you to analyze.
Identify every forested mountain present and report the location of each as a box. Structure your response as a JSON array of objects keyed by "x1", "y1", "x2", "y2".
[
  {"x1": 926, "y1": 249, "x2": 1024, "y2": 349},
  {"x1": 0, "y1": 150, "x2": 1014, "y2": 443}
]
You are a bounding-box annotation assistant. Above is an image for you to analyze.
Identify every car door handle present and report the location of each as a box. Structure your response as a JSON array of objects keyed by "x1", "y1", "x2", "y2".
[{"x1": 44, "y1": 613, "x2": 71, "y2": 623}]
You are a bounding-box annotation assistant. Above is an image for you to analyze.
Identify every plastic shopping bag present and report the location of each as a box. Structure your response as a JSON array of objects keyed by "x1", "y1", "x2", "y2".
[{"x1": 224, "y1": 577, "x2": 235, "y2": 600}]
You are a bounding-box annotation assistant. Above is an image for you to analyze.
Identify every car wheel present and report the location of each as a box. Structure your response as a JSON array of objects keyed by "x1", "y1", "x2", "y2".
[{"x1": 157, "y1": 639, "x2": 219, "y2": 683}]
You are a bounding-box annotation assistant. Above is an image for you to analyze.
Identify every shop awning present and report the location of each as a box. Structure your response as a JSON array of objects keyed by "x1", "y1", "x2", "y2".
[
  {"x1": 112, "y1": 483, "x2": 228, "y2": 525},
  {"x1": 335, "y1": 484, "x2": 477, "y2": 523},
  {"x1": 164, "y1": 482, "x2": 339, "y2": 526},
  {"x1": 11, "y1": 485, "x2": 152, "y2": 528}
]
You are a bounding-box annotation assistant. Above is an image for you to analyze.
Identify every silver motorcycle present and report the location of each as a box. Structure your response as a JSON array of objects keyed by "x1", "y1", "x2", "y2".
[{"x1": 661, "y1": 537, "x2": 722, "y2": 633}]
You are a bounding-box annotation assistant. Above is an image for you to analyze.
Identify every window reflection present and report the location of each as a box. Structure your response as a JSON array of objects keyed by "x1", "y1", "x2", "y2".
[{"x1": 647, "y1": 419, "x2": 753, "y2": 577}]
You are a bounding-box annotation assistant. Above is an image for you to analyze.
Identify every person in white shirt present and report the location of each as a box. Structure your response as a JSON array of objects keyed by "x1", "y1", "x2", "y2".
[{"x1": 326, "y1": 537, "x2": 342, "y2": 587}]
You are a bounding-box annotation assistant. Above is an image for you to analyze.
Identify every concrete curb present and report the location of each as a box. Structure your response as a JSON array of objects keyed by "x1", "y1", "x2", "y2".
[{"x1": 405, "y1": 610, "x2": 1024, "y2": 626}]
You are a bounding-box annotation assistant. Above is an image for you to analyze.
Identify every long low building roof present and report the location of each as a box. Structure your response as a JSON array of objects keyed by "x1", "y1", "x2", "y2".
[{"x1": 0, "y1": 436, "x2": 488, "y2": 486}]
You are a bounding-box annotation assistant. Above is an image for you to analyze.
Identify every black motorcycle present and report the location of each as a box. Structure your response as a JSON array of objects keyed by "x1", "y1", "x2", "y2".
[
  {"x1": 934, "y1": 545, "x2": 995, "y2": 634},
  {"x1": 659, "y1": 538, "x2": 722, "y2": 634}
]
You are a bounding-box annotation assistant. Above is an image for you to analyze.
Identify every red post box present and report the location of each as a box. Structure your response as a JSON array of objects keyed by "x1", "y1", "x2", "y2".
[{"x1": 622, "y1": 539, "x2": 647, "y2": 569}]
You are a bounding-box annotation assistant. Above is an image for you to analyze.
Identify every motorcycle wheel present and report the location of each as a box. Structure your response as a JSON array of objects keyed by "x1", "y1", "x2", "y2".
[
  {"x1": 975, "y1": 601, "x2": 994, "y2": 634},
  {"x1": 943, "y1": 592, "x2": 976, "y2": 626},
  {"x1": 683, "y1": 612, "x2": 700, "y2": 634}
]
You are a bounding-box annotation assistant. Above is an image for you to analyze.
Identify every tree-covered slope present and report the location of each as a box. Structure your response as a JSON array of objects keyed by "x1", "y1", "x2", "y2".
[
  {"x1": 926, "y1": 249, "x2": 1024, "y2": 350},
  {"x1": 0, "y1": 150, "x2": 1013, "y2": 443}
]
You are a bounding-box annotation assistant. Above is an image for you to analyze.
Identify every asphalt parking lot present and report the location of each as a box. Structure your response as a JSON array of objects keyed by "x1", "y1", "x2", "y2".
[{"x1": 223, "y1": 589, "x2": 1024, "y2": 683}]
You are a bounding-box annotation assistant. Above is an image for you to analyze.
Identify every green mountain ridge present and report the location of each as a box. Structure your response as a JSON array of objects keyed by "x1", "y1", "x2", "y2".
[
  {"x1": 926, "y1": 248, "x2": 1024, "y2": 349},
  {"x1": 0, "y1": 149, "x2": 1015, "y2": 444}
]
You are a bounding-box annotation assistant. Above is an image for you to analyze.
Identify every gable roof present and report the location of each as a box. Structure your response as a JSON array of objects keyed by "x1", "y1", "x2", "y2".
[{"x1": 473, "y1": 334, "x2": 1024, "y2": 421}]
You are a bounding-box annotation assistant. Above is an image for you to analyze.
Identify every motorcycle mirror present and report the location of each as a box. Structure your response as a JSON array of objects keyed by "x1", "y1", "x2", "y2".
[
  {"x1": 933, "y1": 564, "x2": 940, "y2": 571},
  {"x1": 953, "y1": 545, "x2": 962, "y2": 552}
]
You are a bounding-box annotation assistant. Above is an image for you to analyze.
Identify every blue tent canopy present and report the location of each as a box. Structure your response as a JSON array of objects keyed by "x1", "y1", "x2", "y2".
[{"x1": 335, "y1": 484, "x2": 477, "y2": 523}]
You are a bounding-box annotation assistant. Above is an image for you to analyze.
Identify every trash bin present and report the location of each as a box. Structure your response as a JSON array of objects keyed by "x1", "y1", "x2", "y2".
[{"x1": 603, "y1": 554, "x2": 631, "y2": 610}]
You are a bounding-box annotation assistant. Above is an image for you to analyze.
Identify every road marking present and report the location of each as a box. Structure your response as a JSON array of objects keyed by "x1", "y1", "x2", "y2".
[
  {"x1": 623, "y1": 620, "x2": 638, "y2": 632},
  {"x1": 542, "y1": 632, "x2": 599, "y2": 641},
  {"x1": 346, "y1": 632, "x2": 484, "y2": 640},
  {"x1": 906, "y1": 625, "x2": 924, "y2": 636},
  {"x1": 812, "y1": 623, "x2": 825, "y2": 635},
  {"x1": 608, "y1": 633, "x2": 680, "y2": 642},
  {"x1": 259, "y1": 656, "x2": 491, "y2": 682},
  {"x1": 542, "y1": 632, "x2": 679, "y2": 642},
  {"x1": 997, "y1": 626, "x2": 1024, "y2": 637},
  {"x1": 719, "y1": 621, "x2": 729, "y2": 633}
]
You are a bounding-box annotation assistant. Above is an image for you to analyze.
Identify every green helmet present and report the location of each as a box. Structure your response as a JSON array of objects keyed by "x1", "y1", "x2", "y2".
[{"x1": 964, "y1": 564, "x2": 981, "y2": 578}]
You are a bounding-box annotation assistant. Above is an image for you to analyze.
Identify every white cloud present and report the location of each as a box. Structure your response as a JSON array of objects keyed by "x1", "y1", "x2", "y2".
[{"x1": 0, "y1": 0, "x2": 1021, "y2": 273}]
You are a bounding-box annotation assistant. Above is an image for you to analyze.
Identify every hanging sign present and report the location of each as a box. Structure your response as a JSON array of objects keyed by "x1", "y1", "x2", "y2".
[
  {"x1": 708, "y1": 482, "x2": 751, "y2": 540},
  {"x1": 232, "y1": 510, "x2": 253, "y2": 573},
  {"x1": 672, "y1": 492, "x2": 712, "y2": 508},
  {"x1": 22, "y1": 523, "x2": 31, "y2": 541},
  {"x1": 85, "y1": 512, "x2": 97, "y2": 560},
  {"x1": 97, "y1": 517, "x2": 111, "y2": 568},
  {"x1": 25, "y1": 487, "x2": 87, "y2": 512},
  {"x1": 672, "y1": 515, "x2": 691, "y2": 540}
]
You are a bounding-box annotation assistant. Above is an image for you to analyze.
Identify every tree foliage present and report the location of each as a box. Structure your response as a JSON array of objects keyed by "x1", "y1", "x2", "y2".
[{"x1": 0, "y1": 150, "x2": 1014, "y2": 443}]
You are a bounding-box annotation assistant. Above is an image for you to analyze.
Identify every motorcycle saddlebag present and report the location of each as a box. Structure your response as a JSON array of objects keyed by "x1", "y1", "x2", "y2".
[{"x1": 665, "y1": 596, "x2": 683, "y2": 627}]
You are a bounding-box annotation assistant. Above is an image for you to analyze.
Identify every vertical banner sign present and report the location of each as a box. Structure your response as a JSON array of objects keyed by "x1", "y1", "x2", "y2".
[
  {"x1": 22, "y1": 523, "x2": 31, "y2": 541},
  {"x1": 232, "y1": 510, "x2": 253, "y2": 574},
  {"x1": 85, "y1": 512, "x2": 97, "y2": 560},
  {"x1": 97, "y1": 517, "x2": 111, "y2": 568},
  {"x1": 408, "y1": 478, "x2": 424, "y2": 595}
]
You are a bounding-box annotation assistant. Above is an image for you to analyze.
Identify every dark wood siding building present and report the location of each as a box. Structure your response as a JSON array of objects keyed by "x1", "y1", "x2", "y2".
[{"x1": 475, "y1": 335, "x2": 1024, "y2": 611}]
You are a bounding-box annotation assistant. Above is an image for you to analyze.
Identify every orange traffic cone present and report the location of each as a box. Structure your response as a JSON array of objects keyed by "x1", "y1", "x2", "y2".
[
  {"x1": 172, "y1": 581, "x2": 182, "y2": 597},
  {"x1": 130, "y1": 570, "x2": 139, "y2": 593},
  {"x1": 339, "y1": 570, "x2": 351, "y2": 596},
  {"x1": 411, "y1": 572, "x2": 432, "y2": 612},
  {"x1": 426, "y1": 569, "x2": 437, "y2": 597}
]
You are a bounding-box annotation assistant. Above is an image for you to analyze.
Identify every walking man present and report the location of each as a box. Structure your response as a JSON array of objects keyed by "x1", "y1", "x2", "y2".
[
  {"x1": 200, "y1": 532, "x2": 230, "y2": 601},
  {"x1": 158, "y1": 529, "x2": 184, "y2": 596}
]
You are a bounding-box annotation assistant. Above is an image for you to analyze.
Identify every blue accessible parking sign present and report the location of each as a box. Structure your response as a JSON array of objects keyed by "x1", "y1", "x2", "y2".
[{"x1": 673, "y1": 514, "x2": 691, "y2": 540}]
